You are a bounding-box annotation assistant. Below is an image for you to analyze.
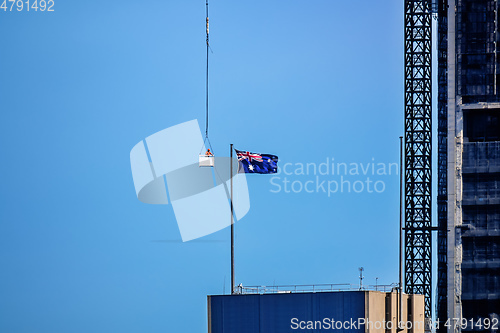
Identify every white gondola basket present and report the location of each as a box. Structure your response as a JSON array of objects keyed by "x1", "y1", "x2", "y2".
[{"x1": 199, "y1": 154, "x2": 214, "y2": 167}]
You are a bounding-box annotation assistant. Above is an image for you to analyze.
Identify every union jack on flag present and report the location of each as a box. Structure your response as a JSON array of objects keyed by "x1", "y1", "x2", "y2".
[{"x1": 235, "y1": 149, "x2": 278, "y2": 174}]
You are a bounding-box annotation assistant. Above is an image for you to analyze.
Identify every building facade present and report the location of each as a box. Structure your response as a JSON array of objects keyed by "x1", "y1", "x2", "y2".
[
  {"x1": 438, "y1": 0, "x2": 500, "y2": 331},
  {"x1": 208, "y1": 290, "x2": 424, "y2": 333}
]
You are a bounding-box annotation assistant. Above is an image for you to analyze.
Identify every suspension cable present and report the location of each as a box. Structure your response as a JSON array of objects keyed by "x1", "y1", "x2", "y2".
[{"x1": 205, "y1": 0, "x2": 209, "y2": 138}]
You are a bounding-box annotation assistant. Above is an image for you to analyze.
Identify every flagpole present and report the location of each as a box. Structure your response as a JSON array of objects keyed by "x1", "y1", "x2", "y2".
[
  {"x1": 399, "y1": 136, "x2": 403, "y2": 330},
  {"x1": 230, "y1": 143, "x2": 235, "y2": 294}
]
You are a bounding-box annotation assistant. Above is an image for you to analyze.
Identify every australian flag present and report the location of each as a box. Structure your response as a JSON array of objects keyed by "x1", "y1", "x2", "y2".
[{"x1": 235, "y1": 149, "x2": 278, "y2": 174}]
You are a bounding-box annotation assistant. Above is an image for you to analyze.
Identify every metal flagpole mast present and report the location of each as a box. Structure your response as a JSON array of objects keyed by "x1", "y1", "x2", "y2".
[
  {"x1": 230, "y1": 144, "x2": 235, "y2": 294},
  {"x1": 399, "y1": 136, "x2": 404, "y2": 331}
]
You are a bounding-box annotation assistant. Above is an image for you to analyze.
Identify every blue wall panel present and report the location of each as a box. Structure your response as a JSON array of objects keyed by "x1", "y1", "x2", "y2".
[{"x1": 209, "y1": 292, "x2": 367, "y2": 333}]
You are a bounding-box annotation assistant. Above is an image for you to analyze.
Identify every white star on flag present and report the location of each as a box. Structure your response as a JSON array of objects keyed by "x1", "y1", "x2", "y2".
[{"x1": 248, "y1": 164, "x2": 254, "y2": 171}]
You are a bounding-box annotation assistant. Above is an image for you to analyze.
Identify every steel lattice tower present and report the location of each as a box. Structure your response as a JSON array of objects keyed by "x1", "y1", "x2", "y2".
[{"x1": 404, "y1": 0, "x2": 433, "y2": 319}]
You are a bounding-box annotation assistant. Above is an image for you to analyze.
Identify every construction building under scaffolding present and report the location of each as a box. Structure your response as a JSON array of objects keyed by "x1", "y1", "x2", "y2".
[{"x1": 437, "y1": 0, "x2": 500, "y2": 331}]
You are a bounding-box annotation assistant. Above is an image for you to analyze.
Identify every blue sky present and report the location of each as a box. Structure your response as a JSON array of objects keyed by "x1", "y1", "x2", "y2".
[{"x1": 0, "y1": 0, "x2": 430, "y2": 332}]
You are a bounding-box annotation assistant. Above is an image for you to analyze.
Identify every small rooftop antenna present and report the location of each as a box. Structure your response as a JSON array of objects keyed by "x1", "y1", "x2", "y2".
[{"x1": 358, "y1": 267, "x2": 364, "y2": 290}]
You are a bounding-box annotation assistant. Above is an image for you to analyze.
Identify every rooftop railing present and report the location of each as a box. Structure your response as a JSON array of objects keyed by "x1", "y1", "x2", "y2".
[{"x1": 236, "y1": 283, "x2": 399, "y2": 295}]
